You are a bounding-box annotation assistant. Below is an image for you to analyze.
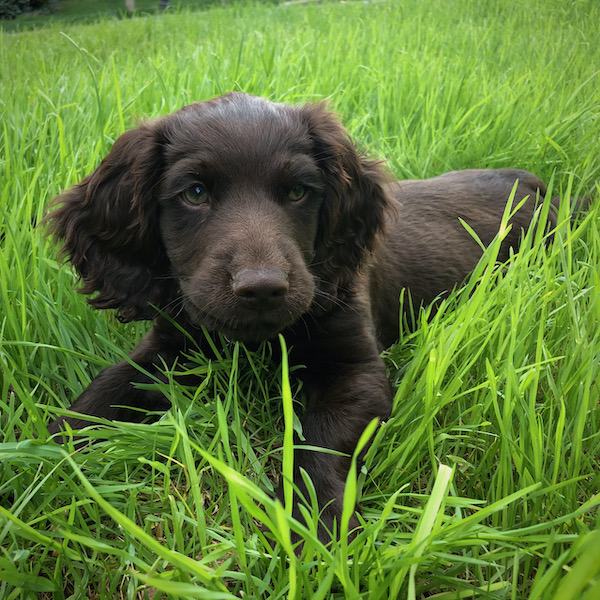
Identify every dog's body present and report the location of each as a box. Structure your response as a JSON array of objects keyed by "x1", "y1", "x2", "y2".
[
  {"x1": 374, "y1": 169, "x2": 552, "y2": 347},
  {"x1": 46, "y1": 93, "x2": 553, "y2": 540}
]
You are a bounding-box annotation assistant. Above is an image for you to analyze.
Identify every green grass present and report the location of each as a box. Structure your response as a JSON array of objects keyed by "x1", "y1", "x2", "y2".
[
  {"x1": 1, "y1": 0, "x2": 599, "y2": 597},
  {"x1": 0, "y1": 0, "x2": 227, "y2": 32}
]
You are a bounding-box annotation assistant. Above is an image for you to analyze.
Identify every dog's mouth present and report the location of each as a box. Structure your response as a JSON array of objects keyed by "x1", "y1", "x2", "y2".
[
  {"x1": 177, "y1": 263, "x2": 316, "y2": 343},
  {"x1": 184, "y1": 302, "x2": 303, "y2": 343},
  {"x1": 181, "y1": 287, "x2": 313, "y2": 344}
]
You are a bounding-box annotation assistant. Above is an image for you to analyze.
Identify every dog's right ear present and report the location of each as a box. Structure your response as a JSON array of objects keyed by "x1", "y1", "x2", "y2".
[
  {"x1": 44, "y1": 123, "x2": 172, "y2": 322},
  {"x1": 299, "y1": 102, "x2": 391, "y2": 289}
]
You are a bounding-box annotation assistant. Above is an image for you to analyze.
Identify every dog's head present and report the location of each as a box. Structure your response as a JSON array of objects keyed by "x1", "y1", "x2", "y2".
[{"x1": 46, "y1": 93, "x2": 390, "y2": 342}]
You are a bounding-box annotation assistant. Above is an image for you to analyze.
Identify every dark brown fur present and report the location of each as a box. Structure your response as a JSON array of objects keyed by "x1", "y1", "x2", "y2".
[{"x1": 45, "y1": 92, "x2": 556, "y2": 541}]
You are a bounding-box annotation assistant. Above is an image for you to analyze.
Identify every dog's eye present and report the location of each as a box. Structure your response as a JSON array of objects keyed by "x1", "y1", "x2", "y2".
[
  {"x1": 183, "y1": 184, "x2": 208, "y2": 206},
  {"x1": 287, "y1": 185, "x2": 307, "y2": 202}
]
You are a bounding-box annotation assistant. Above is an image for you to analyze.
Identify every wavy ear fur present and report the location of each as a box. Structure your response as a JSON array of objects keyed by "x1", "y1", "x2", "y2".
[
  {"x1": 301, "y1": 103, "x2": 391, "y2": 290},
  {"x1": 45, "y1": 124, "x2": 172, "y2": 322}
]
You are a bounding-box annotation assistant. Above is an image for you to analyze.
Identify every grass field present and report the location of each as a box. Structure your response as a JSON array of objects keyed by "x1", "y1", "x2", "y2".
[
  {"x1": 1, "y1": 0, "x2": 600, "y2": 598},
  {"x1": 0, "y1": 0, "x2": 224, "y2": 32}
]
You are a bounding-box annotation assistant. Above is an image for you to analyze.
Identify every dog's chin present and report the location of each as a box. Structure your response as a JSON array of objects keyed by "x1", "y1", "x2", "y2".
[
  {"x1": 222, "y1": 323, "x2": 287, "y2": 344},
  {"x1": 183, "y1": 303, "x2": 303, "y2": 345}
]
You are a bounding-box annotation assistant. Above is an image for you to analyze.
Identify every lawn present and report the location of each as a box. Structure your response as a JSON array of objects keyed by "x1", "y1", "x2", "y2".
[
  {"x1": 1, "y1": 0, "x2": 600, "y2": 598},
  {"x1": 0, "y1": 0, "x2": 224, "y2": 31}
]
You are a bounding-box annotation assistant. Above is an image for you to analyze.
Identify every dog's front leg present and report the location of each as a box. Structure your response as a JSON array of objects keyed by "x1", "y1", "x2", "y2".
[
  {"x1": 46, "y1": 316, "x2": 193, "y2": 435},
  {"x1": 285, "y1": 318, "x2": 392, "y2": 543}
]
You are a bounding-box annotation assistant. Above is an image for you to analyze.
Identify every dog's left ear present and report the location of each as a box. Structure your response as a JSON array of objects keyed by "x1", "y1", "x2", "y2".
[
  {"x1": 300, "y1": 103, "x2": 391, "y2": 288},
  {"x1": 44, "y1": 122, "x2": 172, "y2": 322}
]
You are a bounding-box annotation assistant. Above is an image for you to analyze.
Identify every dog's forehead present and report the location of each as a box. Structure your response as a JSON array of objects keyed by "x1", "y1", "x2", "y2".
[
  {"x1": 167, "y1": 94, "x2": 308, "y2": 151},
  {"x1": 180, "y1": 92, "x2": 285, "y2": 118},
  {"x1": 159, "y1": 94, "x2": 319, "y2": 183}
]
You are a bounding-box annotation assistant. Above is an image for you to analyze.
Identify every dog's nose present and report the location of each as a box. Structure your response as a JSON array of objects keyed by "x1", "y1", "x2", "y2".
[{"x1": 232, "y1": 268, "x2": 289, "y2": 311}]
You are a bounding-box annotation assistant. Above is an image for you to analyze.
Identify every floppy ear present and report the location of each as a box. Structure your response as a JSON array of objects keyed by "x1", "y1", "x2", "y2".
[
  {"x1": 45, "y1": 124, "x2": 172, "y2": 322},
  {"x1": 301, "y1": 103, "x2": 391, "y2": 288}
]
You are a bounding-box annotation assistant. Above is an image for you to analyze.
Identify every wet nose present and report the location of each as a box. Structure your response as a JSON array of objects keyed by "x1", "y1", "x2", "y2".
[{"x1": 232, "y1": 268, "x2": 289, "y2": 311}]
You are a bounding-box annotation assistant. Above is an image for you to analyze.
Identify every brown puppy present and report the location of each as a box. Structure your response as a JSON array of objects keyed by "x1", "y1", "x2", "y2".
[{"x1": 46, "y1": 92, "x2": 553, "y2": 541}]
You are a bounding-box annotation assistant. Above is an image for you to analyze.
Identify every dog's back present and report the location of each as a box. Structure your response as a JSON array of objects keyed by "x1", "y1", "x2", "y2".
[{"x1": 369, "y1": 169, "x2": 552, "y2": 346}]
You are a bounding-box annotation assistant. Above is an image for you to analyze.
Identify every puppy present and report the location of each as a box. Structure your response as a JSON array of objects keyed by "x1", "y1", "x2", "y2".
[{"x1": 45, "y1": 92, "x2": 554, "y2": 541}]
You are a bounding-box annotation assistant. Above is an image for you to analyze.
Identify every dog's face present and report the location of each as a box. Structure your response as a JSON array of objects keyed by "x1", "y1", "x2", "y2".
[
  {"x1": 46, "y1": 93, "x2": 389, "y2": 341},
  {"x1": 157, "y1": 96, "x2": 323, "y2": 341}
]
